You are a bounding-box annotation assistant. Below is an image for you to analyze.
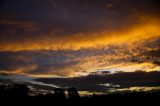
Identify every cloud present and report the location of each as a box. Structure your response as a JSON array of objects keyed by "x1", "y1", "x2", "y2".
[
  {"x1": 0, "y1": 17, "x2": 160, "y2": 51},
  {"x1": 35, "y1": 71, "x2": 160, "y2": 92},
  {"x1": 0, "y1": 0, "x2": 160, "y2": 77},
  {"x1": 0, "y1": 19, "x2": 41, "y2": 33},
  {"x1": 0, "y1": 0, "x2": 160, "y2": 51},
  {"x1": 0, "y1": 47, "x2": 160, "y2": 77}
]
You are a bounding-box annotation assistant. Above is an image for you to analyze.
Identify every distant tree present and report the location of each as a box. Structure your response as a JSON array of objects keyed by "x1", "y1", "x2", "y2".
[
  {"x1": 0, "y1": 84, "x2": 29, "y2": 97},
  {"x1": 54, "y1": 88, "x2": 66, "y2": 100},
  {"x1": 11, "y1": 84, "x2": 29, "y2": 96},
  {"x1": 0, "y1": 85, "x2": 6, "y2": 96},
  {"x1": 67, "y1": 87, "x2": 80, "y2": 99}
]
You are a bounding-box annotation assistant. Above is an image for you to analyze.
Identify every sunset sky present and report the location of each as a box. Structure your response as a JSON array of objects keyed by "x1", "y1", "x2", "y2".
[{"x1": 0, "y1": 0, "x2": 160, "y2": 79}]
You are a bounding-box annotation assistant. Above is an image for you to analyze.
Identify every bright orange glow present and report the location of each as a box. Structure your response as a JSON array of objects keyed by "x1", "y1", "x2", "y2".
[
  {"x1": 0, "y1": 16, "x2": 160, "y2": 77},
  {"x1": 0, "y1": 17, "x2": 160, "y2": 51}
]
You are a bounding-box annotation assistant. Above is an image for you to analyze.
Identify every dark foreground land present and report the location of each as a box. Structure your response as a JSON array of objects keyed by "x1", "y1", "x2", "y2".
[{"x1": 0, "y1": 84, "x2": 160, "y2": 105}]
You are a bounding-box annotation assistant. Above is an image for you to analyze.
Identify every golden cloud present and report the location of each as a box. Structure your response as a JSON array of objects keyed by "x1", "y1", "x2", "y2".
[{"x1": 0, "y1": 16, "x2": 160, "y2": 52}]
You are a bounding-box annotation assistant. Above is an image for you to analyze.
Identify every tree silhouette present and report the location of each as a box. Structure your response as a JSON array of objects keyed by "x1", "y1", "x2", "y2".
[
  {"x1": 0, "y1": 84, "x2": 160, "y2": 105},
  {"x1": 0, "y1": 84, "x2": 29, "y2": 97},
  {"x1": 54, "y1": 88, "x2": 66, "y2": 101},
  {"x1": 68, "y1": 87, "x2": 80, "y2": 99}
]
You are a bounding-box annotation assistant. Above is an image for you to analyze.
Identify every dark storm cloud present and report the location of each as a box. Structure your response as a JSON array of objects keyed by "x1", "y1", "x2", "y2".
[
  {"x1": 0, "y1": 50, "x2": 82, "y2": 75},
  {"x1": 35, "y1": 71, "x2": 160, "y2": 92},
  {"x1": 0, "y1": 19, "x2": 41, "y2": 42},
  {"x1": 0, "y1": 0, "x2": 160, "y2": 45}
]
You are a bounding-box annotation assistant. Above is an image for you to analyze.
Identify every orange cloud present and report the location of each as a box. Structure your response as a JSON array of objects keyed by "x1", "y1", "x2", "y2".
[{"x1": 0, "y1": 16, "x2": 160, "y2": 52}]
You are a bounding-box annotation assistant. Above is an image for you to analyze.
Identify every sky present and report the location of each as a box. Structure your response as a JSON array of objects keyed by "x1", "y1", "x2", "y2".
[{"x1": 0, "y1": 0, "x2": 160, "y2": 78}]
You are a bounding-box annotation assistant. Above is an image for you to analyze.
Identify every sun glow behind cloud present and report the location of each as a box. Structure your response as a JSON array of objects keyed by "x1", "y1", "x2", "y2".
[
  {"x1": 1, "y1": 22, "x2": 160, "y2": 77},
  {"x1": 0, "y1": 0, "x2": 160, "y2": 78},
  {"x1": 0, "y1": 16, "x2": 160, "y2": 52}
]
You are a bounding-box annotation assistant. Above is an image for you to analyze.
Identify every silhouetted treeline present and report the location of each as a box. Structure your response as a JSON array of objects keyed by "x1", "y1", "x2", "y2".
[{"x1": 0, "y1": 84, "x2": 160, "y2": 105}]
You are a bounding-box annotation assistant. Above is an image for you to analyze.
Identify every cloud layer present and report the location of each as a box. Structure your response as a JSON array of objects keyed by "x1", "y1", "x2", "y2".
[
  {"x1": 0, "y1": 0, "x2": 160, "y2": 51},
  {"x1": 0, "y1": 0, "x2": 160, "y2": 77}
]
